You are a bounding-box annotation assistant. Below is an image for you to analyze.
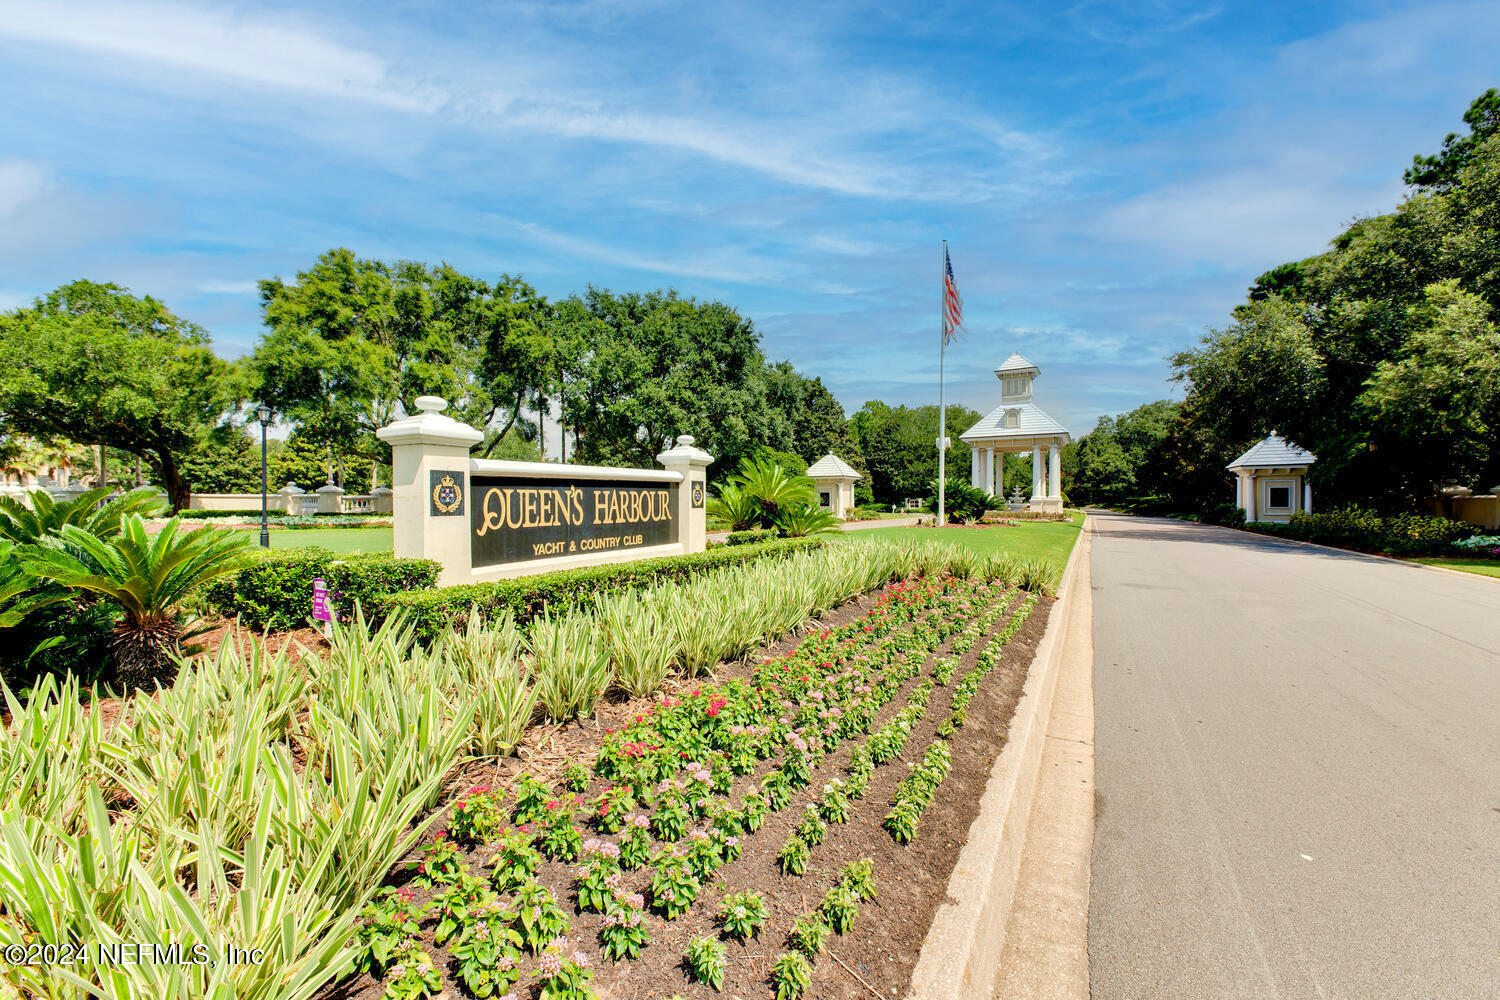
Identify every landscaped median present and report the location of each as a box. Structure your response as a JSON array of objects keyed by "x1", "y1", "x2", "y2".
[{"x1": 0, "y1": 537, "x2": 1064, "y2": 1000}]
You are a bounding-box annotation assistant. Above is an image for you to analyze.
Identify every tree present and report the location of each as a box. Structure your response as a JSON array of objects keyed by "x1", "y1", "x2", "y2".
[
  {"x1": 556, "y1": 288, "x2": 781, "y2": 475},
  {"x1": 178, "y1": 428, "x2": 262, "y2": 494},
  {"x1": 1172, "y1": 93, "x2": 1500, "y2": 506},
  {"x1": 849, "y1": 402, "x2": 980, "y2": 503},
  {"x1": 0, "y1": 281, "x2": 245, "y2": 509},
  {"x1": 1405, "y1": 88, "x2": 1500, "y2": 192},
  {"x1": 1359, "y1": 280, "x2": 1500, "y2": 494},
  {"x1": 251, "y1": 249, "x2": 470, "y2": 485}
]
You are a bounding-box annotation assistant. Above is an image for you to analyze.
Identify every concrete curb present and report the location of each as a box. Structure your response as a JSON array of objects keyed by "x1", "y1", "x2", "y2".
[{"x1": 907, "y1": 517, "x2": 1093, "y2": 1000}]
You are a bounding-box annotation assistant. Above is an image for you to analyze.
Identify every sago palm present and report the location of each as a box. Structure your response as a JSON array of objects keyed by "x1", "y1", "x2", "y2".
[
  {"x1": 0, "y1": 485, "x2": 168, "y2": 545},
  {"x1": 707, "y1": 484, "x2": 762, "y2": 531},
  {"x1": 730, "y1": 457, "x2": 816, "y2": 526},
  {"x1": 772, "y1": 504, "x2": 842, "y2": 538},
  {"x1": 22, "y1": 514, "x2": 253, "y2": 688}
]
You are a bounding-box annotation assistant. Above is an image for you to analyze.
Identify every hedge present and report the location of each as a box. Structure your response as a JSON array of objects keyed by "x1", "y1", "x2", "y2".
[
  {"x1": 204, "y1": 548, "x2": 441, "y2": 631},
  {"x1": 1242, "y1": 507, "x2": 1477, "y2": 556},
  {"x1": 375, "y1": 537, "x2": 829, "y2": 642},
  {"x1": 726, "y1": 528, "x2": 777, "y2": 545}
]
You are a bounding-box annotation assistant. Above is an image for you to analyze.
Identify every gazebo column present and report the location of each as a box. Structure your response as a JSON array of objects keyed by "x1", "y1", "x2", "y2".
[
  {"x1": 1031, "y1": 445, "x2": 1043, "y2": 499},
  {"x1": 970, "y1": 446, "x2": 980, "y2": 490},
  {"x1": 1303, "y1": 479, "x2": 1312, "y2": 514},
  {"x1": 1048, "y1": 444, "x2": 1061, "y2": 499},
  {"x1": 987, "y1": 447, "x2": 998, "y2": 495}
]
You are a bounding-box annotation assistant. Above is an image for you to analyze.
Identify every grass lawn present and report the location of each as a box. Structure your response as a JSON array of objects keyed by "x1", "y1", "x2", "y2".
[
  {"x1": 1410, "y1": 556, "x2": 1500, "y2": 579},
  {"x1": 236, "y1": 526, "x2": 393, "y2": 555},
  {"x1": 845, "y1": 511, "x2": 1084, "y2": 569}
]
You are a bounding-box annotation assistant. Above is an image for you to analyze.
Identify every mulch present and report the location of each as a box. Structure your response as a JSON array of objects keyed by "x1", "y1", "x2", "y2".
[{"x1": 324, "y1": 586, "x2": 1051, "y2": 1000}]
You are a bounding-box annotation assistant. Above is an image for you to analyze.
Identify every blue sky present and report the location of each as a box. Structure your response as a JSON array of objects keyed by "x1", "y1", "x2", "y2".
[{"x1": 1, "y1": 0, "x2": 1496, "y2": 438}]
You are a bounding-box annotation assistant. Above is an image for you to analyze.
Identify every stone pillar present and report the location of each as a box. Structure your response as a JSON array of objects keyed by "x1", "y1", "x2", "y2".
[
  {"x1": 315, "y1": 476, "x2": 345, "y2": 514},
  {"x1": 656, "y1": 435, "x2": 714, "y2": 555},
  {"x1": 376, "y1": 396, "x2": 484, "y2": 586},
  {"x1": 1245, "y1": 473, "x2": 1257, "y2": 522},
  {"x1": 1048, "y1": 445, "x2": 1061, "y2": 500},
  {"x1": 1031, "y1": 445, "x2": 1043, "y2": 499},
  {"x1": 277, "y1": 482, "x2": 304, "y2": 514},
  {"x1": 970, "y1": 447, "x2": 980, "y2": 490},
  {"x1": 1303, "y1": 479, "x2": 1312, "y2": 514}
]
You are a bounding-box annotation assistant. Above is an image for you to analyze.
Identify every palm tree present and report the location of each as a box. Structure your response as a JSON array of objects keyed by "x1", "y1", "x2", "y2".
[{"x1": 22, "y1": 514, "x2": 252, "y2": 688}]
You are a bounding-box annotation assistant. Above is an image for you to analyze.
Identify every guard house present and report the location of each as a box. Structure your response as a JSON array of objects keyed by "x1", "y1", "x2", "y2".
[
  {"x1": 959, "y1": 353, "x2": 1071, "y2": 513},
  {"x1": 807, "y1": 454, "x2": 861, "y2": 520},
  {"x1": 1227, "y1": 432, "x2": 1316, "y2": 523}
]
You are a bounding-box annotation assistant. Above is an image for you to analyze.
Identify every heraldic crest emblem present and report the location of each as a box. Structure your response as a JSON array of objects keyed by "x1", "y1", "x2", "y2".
[{"x1": 429, "y1": 471, "x2": 464, "y2": 515}]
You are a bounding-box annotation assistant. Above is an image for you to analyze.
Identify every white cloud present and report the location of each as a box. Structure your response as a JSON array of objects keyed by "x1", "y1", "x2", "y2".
[
  {"x1": 497, "y1": 217, "x2": 780, "y2": 285},
  {"x1": 0, "y1": 0, "x2": 440, "y2": 111},
  {"x1": 0, "y1": 159, "x2": 51, "y2": 221}
]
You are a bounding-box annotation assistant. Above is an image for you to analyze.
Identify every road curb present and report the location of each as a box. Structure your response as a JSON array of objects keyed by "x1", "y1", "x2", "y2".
[{"x1": 907, "y1": 516, "x2": 1093, "y2": 1000}]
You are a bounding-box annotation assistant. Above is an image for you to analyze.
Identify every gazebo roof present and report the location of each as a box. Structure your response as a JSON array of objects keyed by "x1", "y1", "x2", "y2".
[
  {"x1": 994, "y1": 352, "x2": 1040, "y2": 377},
  {"x1": 1226, "y1": 432, "x2": 1316, "y2": 471},
  {"x1": 960, "y1": 402, "x2": 1070, "y2": 443},
  {"x1": 806, "y1": 454, "x2": 861, "y2": 480}
]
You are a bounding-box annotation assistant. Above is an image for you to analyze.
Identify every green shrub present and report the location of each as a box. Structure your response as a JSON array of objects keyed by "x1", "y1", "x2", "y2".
[
  {"x1": 727, "y1": 527, "x2": 777, "y2": 546},
  {"x1": 926, "y1": 479, "x2": 1000, "y2": 522},
  {"x1": 205, "y1": 548, "x2": 440, "y2": 631},
  {"x1": 850, "y1": 504, "x2": 887, "y2": 520},
  {"x1": 376, "y1": 537, "x2": 827, "y2": 643},
  {"x1": 1244, "y1": 506, "x2": 1477, "y2": 555},
  {"x1": 1200, "y1": 503, "x2": 1246, "y2": 527}
]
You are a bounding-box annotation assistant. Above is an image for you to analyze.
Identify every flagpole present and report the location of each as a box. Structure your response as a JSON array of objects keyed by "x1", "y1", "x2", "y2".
[{"x1": 937, "y1": 240, "x2": 947, "y2": 527}]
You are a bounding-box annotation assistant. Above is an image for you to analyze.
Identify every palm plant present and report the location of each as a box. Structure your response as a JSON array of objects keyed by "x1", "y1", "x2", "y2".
[
  {"x1": 0, "y1": 541, "x2": 68, "y2": 629},
  {"x1": 730, "y1": 457, "x2": 816, "y2": 526},
  {"x1": 0, "y1": 486, "x2": 167, "y2": 544},
  {"x1": 772, "y1": 504, "x2": 842, "y2": 538},
  {"x1": 21, "y1": 514, "x2": 253, "y2": 688},
  {"x1": 706, "y1": 484, "x2": 761, "y2": 531}
]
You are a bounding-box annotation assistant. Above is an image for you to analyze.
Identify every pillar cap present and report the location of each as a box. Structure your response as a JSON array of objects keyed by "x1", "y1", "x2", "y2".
[
  {"x1": 377, "y1": 396, "x2": 484, "y2": 449},
  {"x1": 657, "y1": 435, "x2": 714, "y2": 468}
]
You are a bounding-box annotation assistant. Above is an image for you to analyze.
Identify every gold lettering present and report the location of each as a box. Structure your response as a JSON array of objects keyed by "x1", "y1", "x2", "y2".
[
  {"x1": 629, "y1": 490, "x2": 643, "y2": 523},
  {"x1": 551, "y1": 488, "x2": 570, "y2": 525},
  {"x1": 569, "y1": 486, "x2": 584, "y2": 525},
  {"x1": 594, "y1": 489, "x2": 608, "y2": 524},
  {"x1": 538, "y1": 488, "x2": 551, "y2": 526},
  {"x1": 662, "y1": 491, "x2": 672, "y2": 520},
  {"x1": 475, "y1": 488, "x2": 505, "y2": 536},
  {"x1": 505, "y1": 489, "x2": 523, "y2": 529},
  {"x1": 523, "y1": 490, "x2": 539, "y2": 527}
]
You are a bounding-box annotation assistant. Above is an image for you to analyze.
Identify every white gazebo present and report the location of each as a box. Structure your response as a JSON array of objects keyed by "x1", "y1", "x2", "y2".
[
  {"x1": 807, "y1": 454, "x2": 861, "y2": 520},
  {"x1": 1226, "y1": 432, "x2": 1316, "y2": 523},
  {"x1": 959, "y1": 353, "x2": 1071, "y2": 513}
]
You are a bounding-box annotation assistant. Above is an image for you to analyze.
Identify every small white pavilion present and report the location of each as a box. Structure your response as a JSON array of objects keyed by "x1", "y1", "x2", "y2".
[
  {"x1": 807, "y1": 454, "x2": 861, "y2": 520},
  {"x1": 1226, "y1": 432, "x2": 1316, "y2": 523},
  {"x1": 959, "y1": 353, "x2": 1071, "y2": 513}
]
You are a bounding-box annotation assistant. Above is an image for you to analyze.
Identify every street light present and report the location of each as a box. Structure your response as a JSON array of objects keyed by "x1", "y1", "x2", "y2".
[{"x1": 256, "y1": 404, "x2": 272, "y2": 549}]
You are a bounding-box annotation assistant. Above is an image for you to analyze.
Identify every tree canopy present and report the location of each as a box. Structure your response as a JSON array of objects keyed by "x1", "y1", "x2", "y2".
[
  {"x1": 0, "y1": 281, "x2": 245, "y2": 508},
  {"x1": 849, "y1": 402, "x2": 980, "y2": 503},
  {"x1": 1171, "y1": 89, "x2": 1500, "y2": 506}
]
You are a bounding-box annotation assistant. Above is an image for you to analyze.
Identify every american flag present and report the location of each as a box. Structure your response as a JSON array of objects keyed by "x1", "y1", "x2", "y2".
[{"x1": 942, "y1": 246, "x2": 964, "y2": 344}]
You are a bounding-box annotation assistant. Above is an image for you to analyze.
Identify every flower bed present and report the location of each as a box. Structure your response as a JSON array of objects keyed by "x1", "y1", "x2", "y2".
[
  {"x1": 338, "y1": 575, "x2": 1047, "y2": 1000},
  {"x1": 0, "y1": 540, "x2": 1052, "y2": 1000}
]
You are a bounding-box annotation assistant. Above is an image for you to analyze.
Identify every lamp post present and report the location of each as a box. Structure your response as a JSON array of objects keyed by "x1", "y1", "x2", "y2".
[{"x1": 256, "y1": 404, "x2": 272, "y2": 548}]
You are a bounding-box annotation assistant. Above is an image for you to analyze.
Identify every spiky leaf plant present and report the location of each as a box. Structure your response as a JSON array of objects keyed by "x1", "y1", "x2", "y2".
[{"x1": 21, "y1": 513, "x2": 251, "y2": 688}]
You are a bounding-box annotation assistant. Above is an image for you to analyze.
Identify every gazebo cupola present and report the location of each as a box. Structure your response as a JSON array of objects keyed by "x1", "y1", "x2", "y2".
[{"x1": 996, "y1": 353, "x2": 1040, "y2": 403}]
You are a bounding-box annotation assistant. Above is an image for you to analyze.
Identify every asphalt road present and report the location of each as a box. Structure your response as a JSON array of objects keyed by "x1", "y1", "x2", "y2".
[{"x1": 1087, "y1": 512, "x2": 1500, "y2": 1000}]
